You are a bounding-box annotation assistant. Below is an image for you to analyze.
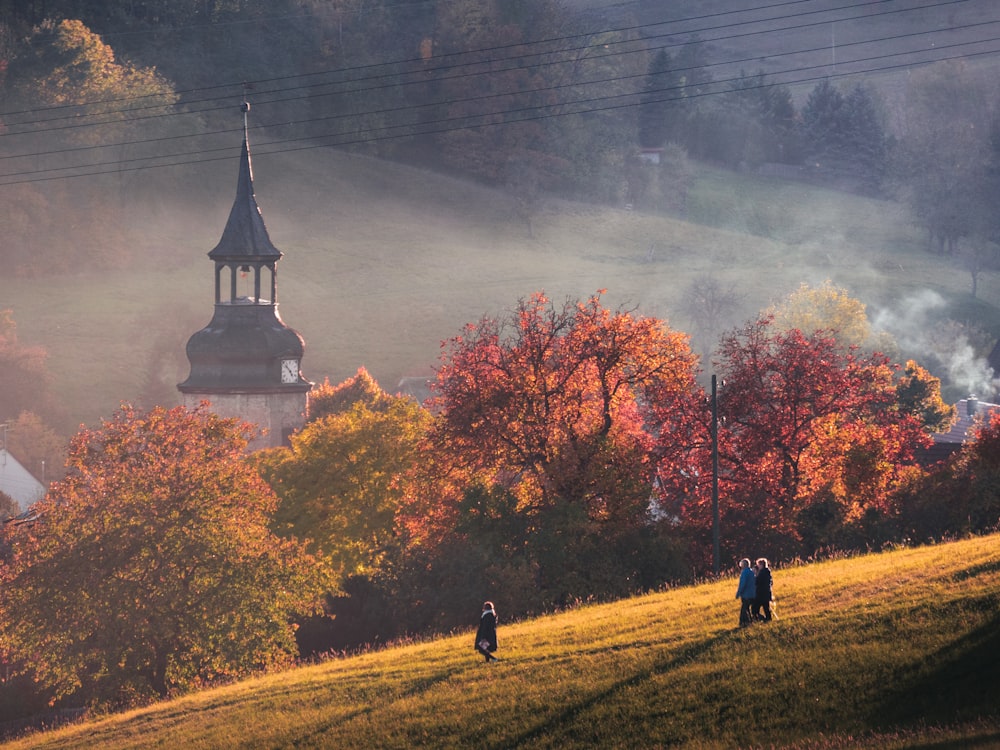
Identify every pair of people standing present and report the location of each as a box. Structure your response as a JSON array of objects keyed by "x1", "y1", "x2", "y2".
[{"x1": 736, "y1": 557, "x2": 773, "y2": 627}]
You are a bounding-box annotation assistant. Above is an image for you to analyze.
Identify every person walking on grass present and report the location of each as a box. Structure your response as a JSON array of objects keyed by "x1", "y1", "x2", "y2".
[
  {"x1": 752, "y1": 557, "x2": 774, "y2": 622},
  {"x1": 736, "y1": 558, "x2": 756, "y2": 627},
  {"x1": 475, "y1": 601, "x2": 499, "y2": 662}
]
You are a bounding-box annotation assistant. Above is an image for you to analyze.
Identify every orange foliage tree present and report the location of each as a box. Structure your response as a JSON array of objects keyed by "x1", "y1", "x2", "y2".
[
  {"x1": 0, "y1": 404, "x2": 326, "y2": 707},
  {"x1": 398, "y1": 292, "x2": 700, "y2": 612}
]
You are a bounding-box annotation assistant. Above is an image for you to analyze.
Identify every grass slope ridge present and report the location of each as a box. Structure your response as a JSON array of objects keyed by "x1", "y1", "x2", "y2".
[{"x1": 7, "y1": 535, "x2": 1000, "y2": 749}]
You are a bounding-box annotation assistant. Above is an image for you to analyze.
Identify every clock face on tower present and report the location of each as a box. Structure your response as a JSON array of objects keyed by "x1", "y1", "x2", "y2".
[{"x1": 280, "y1": 358, "x2": 299, "y2": 384}]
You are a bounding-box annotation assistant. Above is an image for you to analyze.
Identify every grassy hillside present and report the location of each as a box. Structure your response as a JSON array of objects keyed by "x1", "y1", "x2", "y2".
[
  {"x1": 3, "y1": 147, "x2": 1000, "y2": 435},
  {"x1": 5, "y1": 534, "x2": 1000, "y2": 749}
]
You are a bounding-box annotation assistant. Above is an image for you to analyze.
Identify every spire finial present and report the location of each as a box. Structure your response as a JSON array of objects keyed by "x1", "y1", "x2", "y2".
[{"x1": 240, "y1": 96, "x2": 250, "y2": 141}]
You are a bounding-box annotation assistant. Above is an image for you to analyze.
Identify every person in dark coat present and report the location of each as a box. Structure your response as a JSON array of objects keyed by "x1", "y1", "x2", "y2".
[
  {"x1": 475, "y1": 601, "x2": 499, "y2": 662},
  {"x1": 735, "y1": 558, "x2": 756, "y2": 627},
  {"x1": 752, "y1": 558, "x2": 773, "y2": 622}
]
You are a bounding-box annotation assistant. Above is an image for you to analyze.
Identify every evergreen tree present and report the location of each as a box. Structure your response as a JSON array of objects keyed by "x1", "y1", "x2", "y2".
[
  {"x1": 841, "y1": 85, "x2": 888, "y2": 192},
  {"x1": 638, "y1": 50, "x2": 678, "y2": 149},
  {"x1": 801, "y1": 79, "x2": 848, "y2": 167}
]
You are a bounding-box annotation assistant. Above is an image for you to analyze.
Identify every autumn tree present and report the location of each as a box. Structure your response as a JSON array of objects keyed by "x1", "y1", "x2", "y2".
[
  {"x1": 255, "y1": 375, "x2": 431, "y2": 652},
  {"x1": 900, "y1": 409, "x2": 1000, "y2": 538},
  {"x1": 0, "y1": 404, "x2": 325, "y2": 707},
  {"x1": 306, "y1": 367, "x2": 391, "y2": 424},
  {"x1": 1, "y1": 21, "x2": 179, "y2": 274},
  {"x1": 260, "y1": 392, "x2": 430, "y2": 581},
  {"x1": 0, "y1": 490, "x2": 17, "y2": 521},
  {"x1": 399, "y1": 292, "x2": 700, "y2": 611},
  {"x1": 675, "y1": 317, "x2": 929, "y2": 562},
  {"x1": 5, "y1": 19, "x2": 178, "y2": 143},
  {"x1": 768, "y1": 281, "x2": 872, "y2": 350},
  {"x1": 4, "y1": 410, "x2": 67, "y2": 485},
  {"x1": 768, "y1": 280, "x2": 901, "y2": 363},
  {"x1": 895, "y1": 360, "x2": 956, "y2": 434}
]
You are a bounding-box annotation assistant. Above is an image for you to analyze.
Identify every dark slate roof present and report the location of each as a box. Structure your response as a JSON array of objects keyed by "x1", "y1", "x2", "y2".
[
  {"x1": 914, "y1": 397, "x2": 1000, "y2": 465},
  {"x1": 208, "y1": 137, "x2": 282, "y2": 262},
  {"x1": 178, "y1": 304, "x2": 306, "y2": 392},
  {"x1": 933, "y1": 397, "x2": 1000, "y2": 445}
]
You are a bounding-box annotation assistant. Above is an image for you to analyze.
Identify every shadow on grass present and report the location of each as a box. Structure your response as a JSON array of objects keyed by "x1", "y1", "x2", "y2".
[
  {"x1": 261, "y1": 662, "x2": 466, "y2": 747},
  {"x1": 868, "y1": 604, "x2": 1000, "y2": 731},
  {"x1": 496, "y1": 629, "x2": 732, "y2": 749}
]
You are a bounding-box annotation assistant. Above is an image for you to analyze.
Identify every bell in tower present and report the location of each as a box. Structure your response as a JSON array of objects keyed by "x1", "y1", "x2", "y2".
[{"x1": 178, "y1": 102, "x2": 311, "y2": 449}]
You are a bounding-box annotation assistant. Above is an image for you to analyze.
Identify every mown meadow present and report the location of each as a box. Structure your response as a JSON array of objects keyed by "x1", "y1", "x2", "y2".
[{"x1": 5, "y1": 533, "x2": 999, "y2": 749}]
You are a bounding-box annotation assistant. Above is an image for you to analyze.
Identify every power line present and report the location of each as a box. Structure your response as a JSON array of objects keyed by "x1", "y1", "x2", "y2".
[
  {"x1": 0, "y1": 0, "x2": 971, "y2": 133},
  {"x1": 0, "y1": 0, "x2": 832, "y2": 120},
  {"x1": 6, "y1": 12, "x2": 995, "y2": 168},
  {"x1": 0, "y1": 1, "x2": 993, "y2": 185},
  {"x1": 1, "y1": 39, "x2": 995, "y2": 187}
]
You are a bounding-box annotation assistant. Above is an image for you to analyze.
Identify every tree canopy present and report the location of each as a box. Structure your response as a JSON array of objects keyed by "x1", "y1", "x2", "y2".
[
  {"x1": 679, "y1": 316, "x2": 930, "y2": 561},
  {"x1": 0, "y1": 404, "x2": 326, "y2": 707},
  {"x1": 396, "y1": 292, "x2": 700, "y2": 614}
]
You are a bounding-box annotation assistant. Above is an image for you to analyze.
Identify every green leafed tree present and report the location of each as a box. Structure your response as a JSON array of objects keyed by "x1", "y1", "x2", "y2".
[
  {"x1": 259, "y1": 390, "x2": 430, "y2": 583},
  {"x1": 800, "y1": 78, "x2": 847, "y2": 167},
  {"x1": 0, "y1": 404, "x2": 325, "y2": 708},
  {"x1": 638, "y1": 50, "x2": 681, "y2": 150}
]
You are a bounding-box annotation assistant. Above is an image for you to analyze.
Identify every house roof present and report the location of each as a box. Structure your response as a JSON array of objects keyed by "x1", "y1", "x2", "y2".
[
  {"x1": 932, "y1": 397, "x2": 1000, "y2": 446},
  {"x1": 0, "y1": 449, "x2": 46, "y2": 507},
  {"x1": 915, "y1": 397, "x2": 1000, "y2": 465}
]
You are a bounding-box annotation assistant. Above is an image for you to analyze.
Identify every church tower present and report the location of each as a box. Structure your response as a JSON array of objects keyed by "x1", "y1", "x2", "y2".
[{"x1": 178, "y1": 103, "x2": 311, "y2": 449}]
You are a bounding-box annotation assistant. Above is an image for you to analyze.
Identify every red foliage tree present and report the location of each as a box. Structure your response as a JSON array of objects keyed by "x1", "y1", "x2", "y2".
[
  {"x1": 666, "y1": 317, "x2": 929, "y2": 564},
  {"x1": 397, "y1": 292, "x2": 700, "y2": 606},
  {"x1": 404, "y1": 292, "x2": 697, "y2": 533}
]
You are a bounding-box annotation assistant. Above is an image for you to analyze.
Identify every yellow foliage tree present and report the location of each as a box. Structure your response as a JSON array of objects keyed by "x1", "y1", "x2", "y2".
[{"x1": 768, "y1": 281, "x2": 873, "y2": 349}]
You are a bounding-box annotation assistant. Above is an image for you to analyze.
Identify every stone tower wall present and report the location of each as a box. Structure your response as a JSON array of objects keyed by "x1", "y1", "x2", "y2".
[{"x1": 181, "y1": 391, "x2": 308, "y2": 450}]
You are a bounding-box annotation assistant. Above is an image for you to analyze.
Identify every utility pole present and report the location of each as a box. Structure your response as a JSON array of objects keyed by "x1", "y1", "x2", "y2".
[{"x1": 711, "y1": 374, "x2": 720, "y2": 575}]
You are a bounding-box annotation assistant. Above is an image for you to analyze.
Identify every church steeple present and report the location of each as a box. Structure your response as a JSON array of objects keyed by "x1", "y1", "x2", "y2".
[
  {"x1": 208, "y1": 102, "x2": 282, "y2": 306},
  {"x1": 178, "y1": 102, "x2": 311, "y2": 449},
  {"x1": 210, "y1": 103, "x2": 281, "y2": 264}
]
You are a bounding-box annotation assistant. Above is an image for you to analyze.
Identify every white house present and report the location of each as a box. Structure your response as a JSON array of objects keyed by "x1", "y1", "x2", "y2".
[{"x1": 0, "y1": 449, "x2": 46, "y2": 508}]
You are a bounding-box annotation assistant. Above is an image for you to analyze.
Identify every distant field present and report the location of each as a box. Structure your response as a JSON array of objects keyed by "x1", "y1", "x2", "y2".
[
  {"x1": 5, "y1": 534, "x2": 999, "y2": 749},
  {"x1": 1, "y1": 146, "x2": 996, "y2": 434}
]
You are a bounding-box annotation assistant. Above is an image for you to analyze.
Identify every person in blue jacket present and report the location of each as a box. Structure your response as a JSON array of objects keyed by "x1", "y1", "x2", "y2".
[
  {"x1": 475, "y1": 601, "x2": 499, "y2": 662},
  {"x1": 735, "y1": 558, "x2": 756, "y2": 627}
]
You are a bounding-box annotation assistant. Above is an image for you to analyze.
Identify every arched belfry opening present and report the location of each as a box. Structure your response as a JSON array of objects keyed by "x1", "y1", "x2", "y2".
[{"x1": 178, "y1": 102, "x2": 312, "y2": 449}]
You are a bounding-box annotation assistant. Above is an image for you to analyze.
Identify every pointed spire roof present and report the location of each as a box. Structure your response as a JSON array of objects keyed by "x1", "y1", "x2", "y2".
[{"x1": 209, "y1": 103, "x2": 282, "y2": 261}]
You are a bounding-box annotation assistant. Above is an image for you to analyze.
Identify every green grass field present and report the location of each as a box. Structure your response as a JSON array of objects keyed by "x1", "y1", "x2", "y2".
[
  {"x1": 3, "y1": 147, "x2": 998, "y2": 436},
  {"x1": 4, "y1": 534, "x2": 999, "y2": 749}
]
